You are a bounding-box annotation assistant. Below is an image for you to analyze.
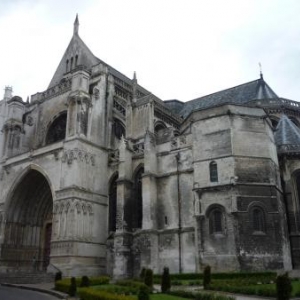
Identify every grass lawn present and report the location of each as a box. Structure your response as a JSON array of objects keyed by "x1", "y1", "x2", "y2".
[
  {"x1": 150, "y1": 294, "x2": 192, "y2": 300},
  {"x1": 91, "y1": 285, "x2": 195, "y2": 300}
]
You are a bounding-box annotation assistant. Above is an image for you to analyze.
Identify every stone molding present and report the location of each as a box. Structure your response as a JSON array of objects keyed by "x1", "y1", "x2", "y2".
[{"x1": 61, "y1": 148, "x2": 95, "y2": 165}]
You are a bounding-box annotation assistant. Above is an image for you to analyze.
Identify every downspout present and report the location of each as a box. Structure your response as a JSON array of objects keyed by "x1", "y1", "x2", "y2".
[{"x1": 175, "y1": 152, "x2": 182, "y2": 273}]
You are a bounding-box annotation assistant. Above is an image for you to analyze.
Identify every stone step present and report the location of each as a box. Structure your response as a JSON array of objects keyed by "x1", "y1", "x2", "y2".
[{"x1": 0, "y1": 272, "x2": 55, "y2": 284}]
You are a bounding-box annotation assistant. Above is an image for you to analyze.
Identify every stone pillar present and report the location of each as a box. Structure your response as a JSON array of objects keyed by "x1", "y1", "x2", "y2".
[
  {"x1": 88, "y1": 64, "x2": 109, "y2": 147},
  {"x1": 142, "y1": 130, "x2": 157, "y2": 229},
  {"x1": 113, "y1": 137, "x2": 134, "y2": 278},
  {"x1": 50, "y1": 137, "x2": 109, "y2": 276}
]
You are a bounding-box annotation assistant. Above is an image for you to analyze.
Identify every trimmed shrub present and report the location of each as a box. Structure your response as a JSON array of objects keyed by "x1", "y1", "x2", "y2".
[
  {"x1": 80, "y1": 275, "x2": 90, "y2": 287},
  {"x1": 116, "y1": 279, "x2": 147, "y2": 290},
  {"x1": 144, "y1": 269, "x2": 153, "y2": 289},
  {"x1": 203, "y1": 265, "x2": 211, "y2": 289},
  {"x1": 276, "y1": 273, "x2": 292, "y2": 300},
  {"x1": 78, "y1": 288, "x2": 135, "y2": 300},
  {"x1": 54, "y1": 271, "x2": 62, "y2": 282},
  {"x1": 94, "y1": 284, "x2": 142, "y2": 295},
  {"x1": 138, "y1": 285, "x2": 150, "y2": 300},
  {"x1": 68, "y1": 277, "x2": 77, "y2": 297},
  {"x1": 161, "y1": 267, "x2": 171, "y2": 293},
  {"x1": 140, "y1": 267, "x2": 146, "y2": 280}
]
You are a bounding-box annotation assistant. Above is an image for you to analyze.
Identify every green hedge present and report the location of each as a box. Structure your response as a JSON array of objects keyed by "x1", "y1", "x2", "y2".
[
  {"x1": 115, "y1": 279, "x2": 147, "y2": 289},
  {"x1": 78, "y1": 288, "x2": 135, "y2": 300},
  {"x1": 153, "y1": 271, "x2": 276, "y2": 281},
  {"x1": 169, "y1": 290, "x2": 235, "y2": 300},
  {"x1": 94, "y1": 284, "x2": 145, "y2": 295},
  {"x1": 55, "y1": 276, "x2": 110, "y2": 293}
]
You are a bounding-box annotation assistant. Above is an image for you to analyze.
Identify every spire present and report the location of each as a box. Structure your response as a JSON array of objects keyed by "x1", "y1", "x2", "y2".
[
  {"x1": 132, "y1": 71, "x2": 137, "y2": 103},
  {"x1": 259, "y1": 62, "x2": 263, "y2": 80},
  {"x1": 73, "y1": 14, "x2": 79, "y2": 36}
]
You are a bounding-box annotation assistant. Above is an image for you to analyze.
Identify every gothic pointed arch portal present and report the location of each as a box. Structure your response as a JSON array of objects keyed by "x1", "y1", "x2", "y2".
[{"x1": 2, "y1": 169, "x2": 53, "y2": 271}]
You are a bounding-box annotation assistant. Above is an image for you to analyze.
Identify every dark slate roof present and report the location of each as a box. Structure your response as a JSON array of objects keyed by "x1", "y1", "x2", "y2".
[
  {"x1": 179, "y1": 76, "x2": 278, "y2": 118},
  {"x1": 274, "y1": 115, "x2": 300, "y2": 147},
  {"x1": 164, "y1": 99, "x2": 185, "y2": 115}
]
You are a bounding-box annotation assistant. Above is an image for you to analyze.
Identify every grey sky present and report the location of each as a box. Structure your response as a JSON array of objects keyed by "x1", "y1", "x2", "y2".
[{"x1": 0, "y1": 0, "x2": 299, "y2": 102}]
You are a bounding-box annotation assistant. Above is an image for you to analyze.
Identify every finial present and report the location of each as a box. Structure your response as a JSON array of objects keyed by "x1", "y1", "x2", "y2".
[
  {"x1": 259, "y1": 62, "x2": 263, "y2": 79},
  {"x1": 4, "y1": 86, "x2": 13, "y2": 101},
  {"x1": 132, "y1": 71, "x2": 137, "y2": 103},
  {"x1": 74, "y1": 14, "x2": 79, "y2": 36}
]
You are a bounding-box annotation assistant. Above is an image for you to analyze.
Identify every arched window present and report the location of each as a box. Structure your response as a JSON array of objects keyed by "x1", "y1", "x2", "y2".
[
  {"x1": 113, "y1": 119, "x2": 126, "y2": 140},
  {"x1": 209, "y1": 208, "x2": 224, "y2": 234},
  {"x1": 209, "y1": 161, "x2": 218, "y2": 182},
  {"x1": 109, "y1": 174, "x2": 118, "y2": 232},
  {"x1": 45, "y1": 113, "x2": 67, "y2": 145},
  {"x1": 132, "y1": 167, "x2": 144, "y2": 229},
  {"x1": 75, "y1": 55, "x2": 78, "y2": 67},
  {"x1": 66, "y1": 60, "x2": 69, "y2": 73},
  {"x1": 154, "y1": 123, "x2": 166, "y2": 134},
  {"x1": 70, "y1": 57, "x2": 74, "y2": 71},
  {"x1": 252, "y1": 207, "x2": 265, "y2": 232}
]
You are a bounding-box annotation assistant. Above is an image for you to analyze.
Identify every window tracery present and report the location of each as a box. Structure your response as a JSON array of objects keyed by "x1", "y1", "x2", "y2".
[{"x1": 45, "y1": 113, "x2": 67, "y2": 145}]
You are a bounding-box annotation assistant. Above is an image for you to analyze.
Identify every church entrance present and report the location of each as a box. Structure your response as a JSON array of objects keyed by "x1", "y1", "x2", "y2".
[{"x1": 1, "y1": 169, "x2": 53, "y2": 271}]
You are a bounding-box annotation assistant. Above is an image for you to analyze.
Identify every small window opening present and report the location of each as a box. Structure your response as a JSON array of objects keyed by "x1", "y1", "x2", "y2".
[
  {"x1": 70, "y1": 57, "x2": 74, "y2": 71},
  {"x1": 253, "y1": 207, "x2": 265, "y2": 232},
  {"x1": 210, "y1": 161, "x2": 218, "y2": 182},
  {"x1": 164, "y1": 216, "x2": 168, "y2": 225},
  {"x1": 209, "y1": 209, "x2": 223, "y2": 234}
]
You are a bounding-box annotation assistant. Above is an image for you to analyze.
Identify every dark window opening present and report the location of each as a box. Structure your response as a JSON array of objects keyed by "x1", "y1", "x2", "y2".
[
  {"x1": 209, "y1": 209, "x2": 223, "y2": 234},
  {"x1": 109, "y1": 175, "x2": 118, "y2": 232},
  {"x1": 164, "y1": 216, "x2": 168, "y2": 225},
  {"x1": 155, "y1": 123, "x2": 166, "y2": 133},
  {"x1": 113, "y1": 119, "x2": 126, "y2": 140},
  {"x1": 45, "y1": 113, "x2": 67, "y2": 145},
  {"x1": 253, "y1": 207, "x2": 265, "y2": 232},
  {"x1": 210, "y1": 161, "x2": 218, "y2": 182},
  {"x1": 75, "y1": 55, "x2": 78, "y2": 67},
  {"x1": 70, "y1": 57, "x2": 74, "y2": 71},
  {"x1": 132, "y1": 167, "x2": 144, "y2": 229}
]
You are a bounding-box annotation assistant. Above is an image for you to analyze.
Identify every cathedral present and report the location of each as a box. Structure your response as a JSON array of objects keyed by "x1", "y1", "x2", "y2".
[{"x1": 0, "y1": 16, "x2": 300, "y2": 278}]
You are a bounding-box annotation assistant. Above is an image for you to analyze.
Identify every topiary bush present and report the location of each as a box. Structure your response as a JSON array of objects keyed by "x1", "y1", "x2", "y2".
[
  {"x1": 161, "y1": 267, "x2": 171, "y2": 293},
  {"x1": 54, "y1": 271, "x2": 62, "y2": 282},
  {"x1": 68, "y1": 277, "x2": 77, "y2": 297},
  {"x1": 138, "y1": 285, "x2": 150, "y2": 300},
  {"x1": 203, "y1": 265, "x2": 211, "y2": 289},
  {"x1": 80, "y1": 275, "x2": 90, "y2": 287},
  {"x1": 276, "y1": 273, "x2": 292, "y2": 300},
  {"x1": 144, "y1": 269, "x2": 153, "y2": 290},
  {"x1": 140, "y1": 267, "x2": 146, "y2": 281}
]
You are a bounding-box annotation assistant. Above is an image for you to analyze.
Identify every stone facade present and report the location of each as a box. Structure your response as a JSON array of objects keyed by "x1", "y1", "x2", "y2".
[{"x1": 0, "y1": 17, "x2": 299, "y2": 277}]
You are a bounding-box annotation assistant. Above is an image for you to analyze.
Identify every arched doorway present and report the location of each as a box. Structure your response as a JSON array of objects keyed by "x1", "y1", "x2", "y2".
[{"x1": 2, "y1": 169, "x2": 53, "y2": 271}]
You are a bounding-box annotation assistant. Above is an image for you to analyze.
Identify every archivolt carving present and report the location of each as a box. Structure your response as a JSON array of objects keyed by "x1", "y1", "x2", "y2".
[
  {"x1": 61, "y1": 148, "x2": 96, "y2": 166},
  {"x1": 53, "y1": 200, "x2": 94, "y2": 241}
]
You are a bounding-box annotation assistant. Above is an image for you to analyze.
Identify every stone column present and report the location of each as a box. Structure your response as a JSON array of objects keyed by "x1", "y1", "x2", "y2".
[{"x1": 113, "y1": 137, "x2": 134, "y2": 278}]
